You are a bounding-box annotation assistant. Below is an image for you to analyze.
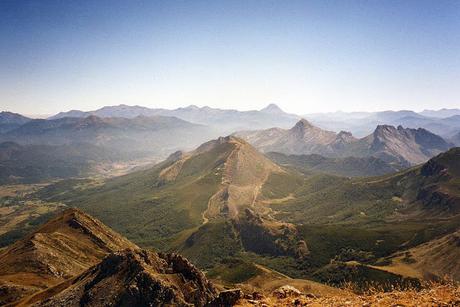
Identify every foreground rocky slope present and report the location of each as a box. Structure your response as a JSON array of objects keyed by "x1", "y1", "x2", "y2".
[
  {"x1": 18, "y1": 249, "x2": 220, "y2": 307},
  {"x1": 0, "y1": 208, "x2": 136, "y2": 304},
  {"x1": 0, "y1": 209, "x2": 240, "y2": 306},
  {"x1": 234, "y1": 282, "x2": 460, "y2": 306},
  {"x1": 33, "y1": 139, "x2": 460, "y2": 285}
]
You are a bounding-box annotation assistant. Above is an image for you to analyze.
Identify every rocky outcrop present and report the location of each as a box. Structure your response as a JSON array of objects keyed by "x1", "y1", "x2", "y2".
[
  {"x1": 0, "y1": 208, "x2": 137, "y2": 305},
  {"x1": 236, "y1": 121, "x2": 453, "y2": 166},
  {"x1": 236, "y1": 209, "x2": 307, "y2": 258},
  {"x1": 33, "y1": 249, "x2": 220, "y2": 307}
]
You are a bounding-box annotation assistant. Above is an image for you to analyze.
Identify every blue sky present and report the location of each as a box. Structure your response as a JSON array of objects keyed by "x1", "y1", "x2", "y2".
[{"x1": 1, "y1": 0, "x2": 459, "y2": 115}]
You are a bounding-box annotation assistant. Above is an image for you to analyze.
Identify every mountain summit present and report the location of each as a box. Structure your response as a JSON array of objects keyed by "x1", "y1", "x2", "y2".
[
  {"x1": 260, "y1": 103, "x2": 285, "y2": 114},
  {"x1": 235, "y1": 121, "x2": 453, "y2": 166}
]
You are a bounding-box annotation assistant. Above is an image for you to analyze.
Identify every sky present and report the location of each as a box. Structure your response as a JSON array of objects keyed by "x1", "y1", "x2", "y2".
[{"x1": 1, "y1": 0, "x2": 459, "y2": 116}]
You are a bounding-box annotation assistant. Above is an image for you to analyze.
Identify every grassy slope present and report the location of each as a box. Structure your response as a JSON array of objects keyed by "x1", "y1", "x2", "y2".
[
  {"x1": 36, "y1": 142, "x2": 234, "y2": 250},
  {"x1": 256, "y1": 149, "x2": 460, "y2": 282},
  {"x1": 31, "y1": 147, "x2": 460, "y2": 286}
]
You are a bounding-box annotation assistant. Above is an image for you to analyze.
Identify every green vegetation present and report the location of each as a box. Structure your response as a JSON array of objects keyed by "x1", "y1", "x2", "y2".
[
  {"x1": 207, "y1": 258, "x2": 262, "y2": 284},
  {"x1": 22, "y1": 144, "x2": 460, "y2": 287},
  {"x1": 179, "y1": 220, "x2": 242, "y2": 268},
  {"x1": 267, "y1": 152, "x2": 403, "y2": 177},
  {"x1": 0, "y1": 192, "x2": 65, "y2": 247},
  {"x1": 33, "y1": 141, "x2": 233, "y2": 250}
]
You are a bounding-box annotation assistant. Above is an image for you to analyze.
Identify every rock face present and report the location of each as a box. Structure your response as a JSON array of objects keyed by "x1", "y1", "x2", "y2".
[
  {"x1": 0, "y1": 209, "x2": 244, "y2": 307},
  {"x1": 0, "y1": 208, "x2": 137, "y2": 305},
  {"x1": 235, "y1": 120, "x2": 453, "y2": 166},
  {"x1": 236, "y1": 209, "x2": 304, "y2": 258},
  {"x1": 273, "y1": 285, "x2": 302, "y2": 298},
  {"x1": 367, "y1": 125, "x2": 452, "y2": 166},
  {"x1": 235, "y1": 119, "x2": 337, "y2": 156},
  {"x1": 31, "y1": 249, "x2": 219, "y2": 307}
]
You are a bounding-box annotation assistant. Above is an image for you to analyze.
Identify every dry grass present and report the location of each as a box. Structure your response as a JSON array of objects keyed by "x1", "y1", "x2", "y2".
[{"x1": 237, "y1": 281, "x2": 460, "y2": 306}]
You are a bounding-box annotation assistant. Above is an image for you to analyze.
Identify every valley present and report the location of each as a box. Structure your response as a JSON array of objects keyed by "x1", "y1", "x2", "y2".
[
  {"x1": 10, "y1": 137, "x2": 459, "y2": 287},
  {"x1": 2, "y1": 2, "x2": 460, "y2": 304},
  {"x1": 0, "y1": 106, "x2": 459, "y2": 306}
]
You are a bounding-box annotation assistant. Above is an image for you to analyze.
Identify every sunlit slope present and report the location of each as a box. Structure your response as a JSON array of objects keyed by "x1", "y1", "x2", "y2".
[
  {"x1": 264, "y1": 147, "x2": 460, "y2": 224},
  {"x1": 36, "y1": 136, "x2": 291, "y2": 250},
  {"x1": 0, "y1": 208, "x2": 136, "y2": 305}
]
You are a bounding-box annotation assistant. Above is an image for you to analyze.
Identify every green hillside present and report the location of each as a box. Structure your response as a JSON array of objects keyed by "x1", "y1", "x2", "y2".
[
  {"x1": 266, "y1": 152, "x2": 404, "y2": 177},
  {"x1": 34, "y1": 143, "x2": 460, "y2": 286}
]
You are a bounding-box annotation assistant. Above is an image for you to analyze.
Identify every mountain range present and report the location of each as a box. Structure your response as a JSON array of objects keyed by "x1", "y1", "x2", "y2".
[
  {"x1": 48, "y1": 103, "x2": 300, "y2": 132},
  {"x1": 31, "y1": 136, "x2": 460, "y2": 287},
  {"x1": 0, "y1": 112, "x2": 31, "y2": 133},
  {"x1": 303, "y1": 109, "x2": 460, "y2": 139},
  {"x1": 0, "y1": 141, "x2": 130, "y2": 184},
  {"x1": 0, "y1": 115, "x2": 217, "y2": 161},
  {"x1": 1, "y1": 103, "x2": 460, "y2": 305},
  {"x1": 46, "y1": 104, "x2": 460, "y2": 139},
  {"x1": 235, "y1": 119, "x2": 453, "y2": 167}
]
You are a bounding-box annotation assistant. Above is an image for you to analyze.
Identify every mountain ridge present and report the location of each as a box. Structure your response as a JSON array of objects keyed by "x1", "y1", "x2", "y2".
[
  {"x1": 47, "y1": 104, "x2": 300, "y2": 132},
  {"x1": 235, "y1": 119, "x2": 453, "y2": 166},
  {"x1": 0, "y1": 208, "x2": 137, "y2": 304}
]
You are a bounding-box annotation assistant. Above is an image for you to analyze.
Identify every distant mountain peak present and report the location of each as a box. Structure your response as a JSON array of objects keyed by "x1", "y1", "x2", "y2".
[
  {"x1": 374, "y1": 124, "x2": 397, "y2": 135},
  {"x1": 260, "y1": 103, "x2": 284, "y2": 114},
  {"x1": 292, "y1": 118, "x2": 315, "y2": 130}
]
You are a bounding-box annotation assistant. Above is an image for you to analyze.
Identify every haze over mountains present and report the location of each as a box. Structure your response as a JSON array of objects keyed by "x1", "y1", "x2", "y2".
[
  {"x1": 41, "y1": 104, "x2": 460, "y2": 140},
  {"x1": 1, "y1": 104, "x2": 458, "y2": 184},
  {"x1": 1, "y1": 104, "x2": 460, "y2": 305},
  {"x1": 235, "y1": 119, "x2": 453, "y2": 167},
  {"x1": 49, "y1": 103, "x2": 300, "y2": 132},
  {"x1": 32, "y1": 137, "x2": 460, "y2": 282},
  {"x1": 303, "y1": 109, "x2": 460, "y2": 139}
]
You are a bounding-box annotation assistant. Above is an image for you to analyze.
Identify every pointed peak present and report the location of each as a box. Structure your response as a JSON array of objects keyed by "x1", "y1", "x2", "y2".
[
  {"x1": 293, "y1": 118, "x2": 314, "y2": 129},
  {"x1": 374, "y1": 124, "x2": 396, "y2": 133},
  {"x1": 260, "y1": 103, "x2": 284, "y2": 114}
]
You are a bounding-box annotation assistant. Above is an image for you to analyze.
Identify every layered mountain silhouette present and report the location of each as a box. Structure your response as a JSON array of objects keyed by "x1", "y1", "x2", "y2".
[
  {"x1": 48, "y1": 103, "x2": 300, "y2": 132},
  {"x1": 235, "y1": 119, "x2": 453, "y2": 166},
  {"x1": 0, "y1": 111, "x2": 31, "y2": 133},
  {"x1": 0, "y1": 141, "x2": 124, "y2": 184},
  {"x1": 33, "y1": 135, "x2": 460, "y2": 286},
  {"x1": 303, "y1": 109, "x2": 460, "y2": 138},
  {"x1": 452, "y1": 131, "x2": 460, "y2": 146},
  {"x1": 0, "y1": 115, "x2": 216, "y2": 160}
]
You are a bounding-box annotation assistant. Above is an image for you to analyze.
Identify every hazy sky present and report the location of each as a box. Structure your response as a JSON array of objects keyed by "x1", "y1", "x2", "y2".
[{"x1": 1, "y1": 0, "x2": 459, "y2": 115}]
